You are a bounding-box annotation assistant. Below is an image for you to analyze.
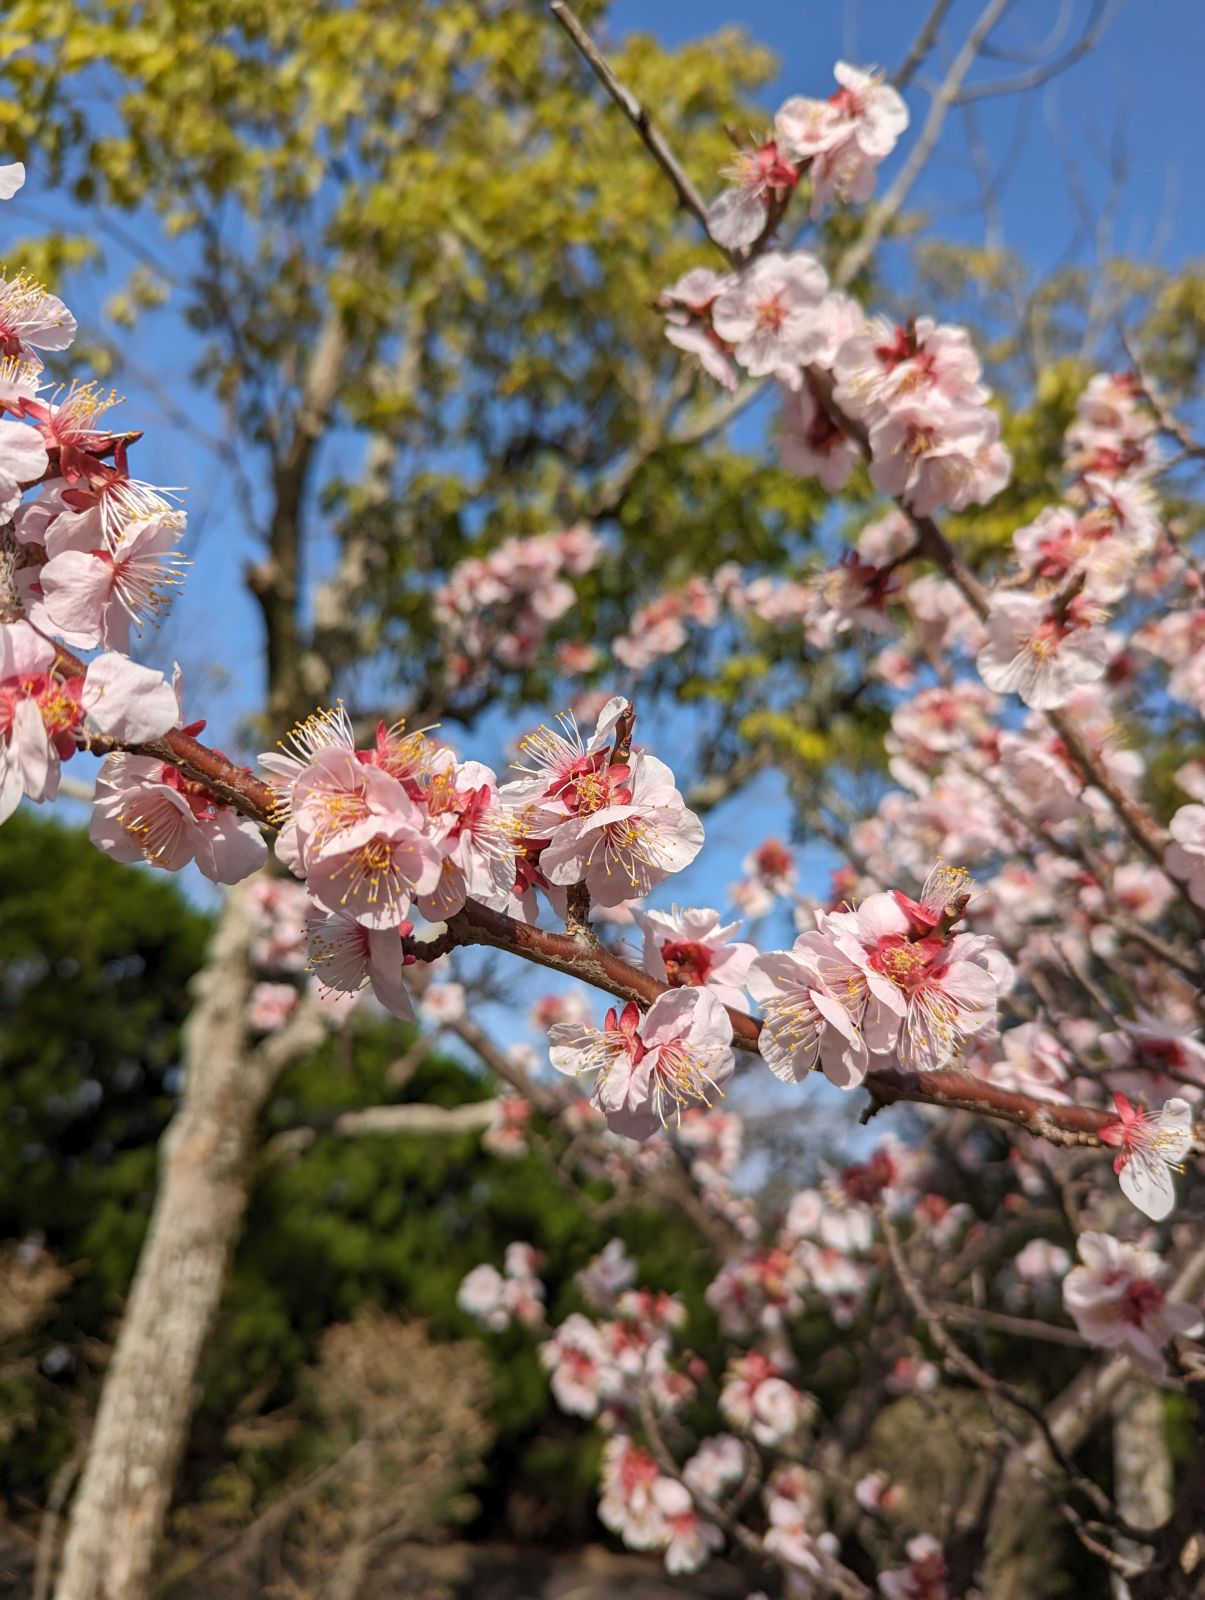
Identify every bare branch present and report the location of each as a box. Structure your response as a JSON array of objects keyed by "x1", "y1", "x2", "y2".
[
  {"x1": 835, "y1": 0, "x2": 1013, "y2": 288},
  {"x1": 880, "y1": 1209, "x2": 1156, "y2": 1542},
  {"x1": 894, "y1": 0, "x2": 957, "y2": 91},
  {"x1": 549, "y1": 1, "x2": 713, "y2": 238},
  {"x1": 266, "y1": 1099, "x2": 500, "y2": 1160},
  {"x1": 954, "y1": 0, "x2": 1123, "y2": 105}
]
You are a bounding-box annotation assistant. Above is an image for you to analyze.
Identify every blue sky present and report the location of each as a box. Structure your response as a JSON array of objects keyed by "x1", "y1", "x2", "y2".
[
  {"x1": 613, "y1": 0, "x2": 1203, "y2": 271},
  {"x1": 19, "y1": 0, "x2": 1202, "y2": 1087},
  {"x1": 28, "y1": 0, "x2": 1199, "y2": 760}
]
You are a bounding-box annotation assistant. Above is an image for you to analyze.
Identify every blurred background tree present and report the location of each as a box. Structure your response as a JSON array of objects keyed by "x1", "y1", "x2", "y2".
[{"x1": 0, "y1": 817, "x2": 735, "y2": 1592}]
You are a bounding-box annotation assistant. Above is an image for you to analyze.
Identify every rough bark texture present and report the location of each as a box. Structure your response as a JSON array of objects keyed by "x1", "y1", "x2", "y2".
[
  {"x1": 51, "y1": 885, "x2": 323, "y2": 1600},
  {"x1": 1111, "y1": 1378, "x2": 1172, "y2": 1596},
  {"x1": 984, "y1": 1241, "x2": 1205, "y2": 1599}
]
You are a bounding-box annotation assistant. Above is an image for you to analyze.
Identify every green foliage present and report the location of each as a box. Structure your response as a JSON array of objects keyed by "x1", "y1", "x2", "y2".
[
  {"x1": 0, "y1": 817, "x2": 724, "y2": 1535},
  {"x1": 0, "y1": 812, "x2": 209, "y2": 1490},
  {"x1": 0, "y1": 0, "x2": 847, "y2": 740},
  {"x1": 0, "y1": 812, "x2": 209, "y2": 1304},
  {"x1": 202, "y1": 1029, "x2": 723, "y2": 1535}
]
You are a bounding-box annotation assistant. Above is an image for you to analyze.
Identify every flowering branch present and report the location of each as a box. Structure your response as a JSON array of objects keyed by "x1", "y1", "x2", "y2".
[{"x1": 551, "y1": 1, "x2": 1194, "y2": 921}]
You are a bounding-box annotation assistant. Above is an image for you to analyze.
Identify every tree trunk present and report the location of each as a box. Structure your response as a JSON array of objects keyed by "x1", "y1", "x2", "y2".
[
  {"x1": 53, "y1": 884, "x2": 278, "y2": 1600},
  {"x1": 1111, "y1": 1378, "x2": 1172, "y2": 1597},
  {"x1": 983, "y1": 1240, "x2": 1205, "y2": 1600}
]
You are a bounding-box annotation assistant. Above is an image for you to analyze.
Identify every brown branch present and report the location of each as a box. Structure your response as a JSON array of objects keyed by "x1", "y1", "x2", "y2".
[
  {"x1": 50, "y1": 634, "x2": 277, "y2": 820},
  {"x1": 880, "y1": 1210, "x2": 1156, "y2": 1543},
  {"x1": 549, "y1": 2, "x2": 713, "y2": 237},
  {"x1": 46, "y1": 641, "x2": 1130, "y2": 1151},
  {"x1": 1127, "y1": 1375, "x2": 1205, "y2": 1600},
  {"x1": 895, "y1": 0, "x2": 957, "y2": 90},
  {"x1": 934, "y1": 1302, "x2": 1088, "y2": 1350}
]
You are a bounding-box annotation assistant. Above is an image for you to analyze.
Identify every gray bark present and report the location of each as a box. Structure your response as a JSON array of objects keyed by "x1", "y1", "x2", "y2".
[
  {"x1": 1111, "y1": 1379, "x2": 1173, "y2": 1597},
  {"x1": 52, "y1": 883, "x2": 325, "y2": 1600}
]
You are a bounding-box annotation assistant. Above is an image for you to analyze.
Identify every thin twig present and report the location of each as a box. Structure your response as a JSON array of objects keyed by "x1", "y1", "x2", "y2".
[
  {"x1": 953, "y1": 0, "x2": 1123, "y2": 105},
  {"x1": 880, "y1": 1210, "x2": 1159, "y2": 1543},
  {"x1": 894, "y1": 0, "x2": 957, "y2": 91},
  {"x1": 549, "y1": 2, "x2": 712, "y2": 236},
  {"x1": 835, "y1": 0, "x2": 1013, "y2": 288}
]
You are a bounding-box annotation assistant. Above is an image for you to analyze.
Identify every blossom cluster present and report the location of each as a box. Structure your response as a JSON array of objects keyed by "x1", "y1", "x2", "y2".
[
  {"x1": 659, "y1": 60, "x2": 1010, "y2": 526},
  {"x1": 250, "y1": 695, "x2": 704, "y2": 1020},
  {"x1": 432, "y1": 524, "x2": 601, "y2": 684},
  {"x1": 975, "y1": 369, "x2": 1162, "y2": 711},
  {"x1": 705, "y1": 62, "x2": 908, "y2": 248},
  {"x1": 457, "y1": 1106, "x2": 1205, "y2": 1590},
  {"x1": 0, "y1": 167, "x2": 201, "y2": 839}
]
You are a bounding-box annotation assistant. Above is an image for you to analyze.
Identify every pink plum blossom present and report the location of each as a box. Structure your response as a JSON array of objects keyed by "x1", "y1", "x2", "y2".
[
  {"x1": 422, "y1": 752, "x2": 517, "y2": 910},
  {"x1": 1166, "y1": 804, "x2": 1205, "y2": 908},
  {"x1": 597, "y1": 1436, "x2": 666, "y2": 1550},
  {"x1": 777, "y1": 63, "x2": 908, "y2": 216},
  {"x1": 0, "y1": 163, "x2": 25, "y2": 199},
  {"x1": 38, "y1": 511, "x2": 188, "y2": 651},
  {"x1": 660, "y1": 265, "x2": 740, "y2": 389},
  {"x1": 1099, "y1": 1092, "x2": 1194, "y2": 1221},
  {"x1": 304, "y1": 806, "x2": 443, "y2": 930},
  {"x1": 0, "y1": 620, "x2": 69, "y2": 821},
  {"x1": 856, "y1": 1471, "x2": 905, "y2": 1515},
  {"x1": 1014, "y1": 1240, "x2": 1072, "y2": 1283},
  {"x1": 778, "y1": 376, "x2": 859, "y2": 490},
  {"x1": 458, "y1": 1244, "x2": 545, "y2": 1333},
  {"x1": 868, "y1": 400, "x2": 1010, "y2": 516},
  {"x1": 834, "y1": 316, "x2": 988, "y2": 423},
  {"x1": 80, "y1": 651, "x2": 179, "y2": 742},
  {"x1": 1101, "y1": 1012, "x2": 1205, "y2": 1104},
  {"x1": 304, "y1": 906, "x2": 415, "y2": 1020},
  {"x1": 418, "y1": 980, "x2": 465, "y2": 1025},
  {"x1": 1063, "y1": 1232, "x2": 1204, "y2": 1376},
  {"x1": 652, "y1": 1477, "x2": 724, "y2": 1575},
  {"x1": 978, "y1": 1021, "x2": 1073, "y2": 1103},
  {"x1": 706, "y1": 1244, "x2": 806, "y2": 1336},
  {"x1": 0, "y1": 272, "x2": 76, "y2": 361},
  {"x1": 762, "y1": 1465, "x2": 833, "y2": 1578},
  {"x1": 540, "y1": 1313, "x2": 612, "y2": 1416},
  {"x1": 1065, "y1": 371, "x2": 1159, "y2": 480},
  {"x1": 706, "y1": 133, "x2": 800, "y2": 249},
  {"x1": 821, "y1": 866, "x2": 1000, "y2": 1071},
  {"x1": 246, "y1": 982, "x2": 298, "y2": 1032},
  {"x1": 549, "y1": 989, "x2": 735, "y2": 1139},
  {"x1": 0, "y1": 414, "x2": 48, "y2": 519},
  {"x1": 482, "y1": 1096, "x2": 532, "y2": 1159},
  {"x1": 576, "y1": 1239, "x2": 637, "y2": 1311},
  {"x1": 711, "y1": 251, "x2": 829, "y2": 377},
  {"x1": 632, "y1": 905, "x2": 756, "y2": 1009},
  {"x1": 885, "y1": 1355, "x2": 940, "y2": 1395},
  {"x1": 805, "y1": 551, "x2": 899, "y2": 648},
  {"x1": 683, "y1": 1434, "x2": 746, "y2": 1499},
  {"x1": 258, "y1": 700, "x2": 357, "y2": 813},
  {"x1": 90, "y1": 752, "x2": 267, "y2": 884},
  {"x1": 878, "y1": 1534, "x2": 949, "y2": 1600},
  {"x1": 504, "y1": 695, "x2": 628, "y2": 803},
  {"x1": 719, "y1": 1351, "x2": 814, "y2": 1447},
  {"x1": 748, "y1": 927, "x2": 904, "y2": 1088},
  {"x1": 744, "y1": 837, "x2": 795, "y2": 897},
  {"x1": 976, "y1": 593, "x2": 1111, "y2": 709},
  {"x1": 530, "y1": 990, "x2": 591, "y2": 1032},
  {"x1": 537, "y1": 751, "x2": 704, "y2": 907}
]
